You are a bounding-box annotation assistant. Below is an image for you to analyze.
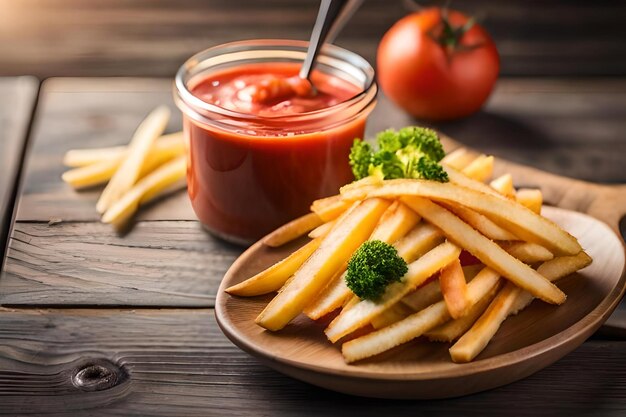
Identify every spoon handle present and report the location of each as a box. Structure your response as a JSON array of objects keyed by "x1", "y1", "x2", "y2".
[
  {"x1": 299, "y1": 0, "x2": 363, "y2": 80},
  {"x1": 325, "y1": 0, "x2": 365, "y2": 43}
]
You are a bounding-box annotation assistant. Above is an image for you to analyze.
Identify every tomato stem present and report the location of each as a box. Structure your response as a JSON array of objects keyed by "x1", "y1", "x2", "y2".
[{"x1": 430, "y1": 8, "x2": 478, "y2": 52}]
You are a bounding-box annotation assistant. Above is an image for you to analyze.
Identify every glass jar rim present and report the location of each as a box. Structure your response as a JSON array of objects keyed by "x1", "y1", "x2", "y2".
[{"x1": 173, "y1": 39, "x2": 377, "y2": 124}]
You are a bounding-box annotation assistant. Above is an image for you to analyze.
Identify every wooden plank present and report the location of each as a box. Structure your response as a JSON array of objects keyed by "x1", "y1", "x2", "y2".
[
  {"x1": 0, "y1": 1, "x2": 625, "y2": 78},
  {"x1": 1, "y1": 221, "x2": 241, "y2": 306},
  {"x1": 0, "y1": 77, "x2": 38, "y2": 266},
  {"x1": 0, "y1": 307, "x2": 624, "y2": 416}
]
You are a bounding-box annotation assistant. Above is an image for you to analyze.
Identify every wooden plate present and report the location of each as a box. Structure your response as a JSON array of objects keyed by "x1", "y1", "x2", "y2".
[
  {"x1": 216, "y1": 206, "x2": 625, "y2": 399},
  {"x1": 215, "y1": 139, "x2": 626, "y2": 398}
]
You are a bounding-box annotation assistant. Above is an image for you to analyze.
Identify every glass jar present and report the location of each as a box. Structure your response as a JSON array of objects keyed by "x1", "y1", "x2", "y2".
[{"x1": 174, "y1": 39, "x2": 377, "y2": 245}]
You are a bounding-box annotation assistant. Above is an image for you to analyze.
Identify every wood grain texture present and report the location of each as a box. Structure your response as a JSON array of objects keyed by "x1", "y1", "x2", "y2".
[
  {"x1": 0, "y1": 0, "x2": 625, "y2": 78},
  {"x1": 0, "y1": 77, "x2": 38, "y2": 266},
  {"x1": 0, "y1": 307, "x2": 624, "y2": 416},
  {"x1": 2, "y1": 221, "x2": 241, "y2": 306}
]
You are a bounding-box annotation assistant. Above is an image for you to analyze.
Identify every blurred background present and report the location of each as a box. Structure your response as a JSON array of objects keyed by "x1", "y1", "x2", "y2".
[{"x1": 1, "y1": 0, "x2": 625, "y2": 78}]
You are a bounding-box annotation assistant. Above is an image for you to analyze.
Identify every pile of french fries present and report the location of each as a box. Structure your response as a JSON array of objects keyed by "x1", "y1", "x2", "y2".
[
  {"x1": 61, "y1": 106, "x2": 187, "y2": 228},
  {"x1": 227, "y1": 148, "x2": 592, "y2": 364}
]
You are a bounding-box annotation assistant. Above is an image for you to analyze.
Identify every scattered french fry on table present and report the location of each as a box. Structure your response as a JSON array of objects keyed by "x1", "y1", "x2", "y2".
[
  {"x1": 61, "y1": 106, "x2": 187, "y2": 230},
  {"x1": 96, "y1": 105, "x2": 171, "y2": 213},
  {"x1": 62, "y1": 132, "x2": 185, "y2": 189},
  {"x1": 101, "y1": 155, "x2": 187, "y2": 226}
]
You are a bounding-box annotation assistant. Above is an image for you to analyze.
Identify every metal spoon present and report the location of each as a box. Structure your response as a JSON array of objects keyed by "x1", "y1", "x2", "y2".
[{"x1": 298, "y1": 0, "x2": 365, "y2": 90}]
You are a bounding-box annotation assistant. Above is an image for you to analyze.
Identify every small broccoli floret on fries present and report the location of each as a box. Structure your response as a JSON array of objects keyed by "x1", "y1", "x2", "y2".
[
  {"x1": 226, "y1": 128, "x2": 591, "y2": 365},
  {"x1": 345, "y1": 240, "x2": 408, "y2": 301}
]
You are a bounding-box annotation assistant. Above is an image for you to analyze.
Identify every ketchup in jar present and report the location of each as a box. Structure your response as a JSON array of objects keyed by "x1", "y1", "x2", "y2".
[{"x1": 174, "y1": 40, "x2": 377, "y2": 244}]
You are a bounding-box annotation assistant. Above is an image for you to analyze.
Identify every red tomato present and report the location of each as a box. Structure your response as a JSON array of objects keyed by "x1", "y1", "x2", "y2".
[{"x1": 377, "y1": 8, "x2": 500, "y2": 121}]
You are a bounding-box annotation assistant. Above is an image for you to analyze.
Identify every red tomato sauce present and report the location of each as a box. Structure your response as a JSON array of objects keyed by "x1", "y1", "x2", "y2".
[{"x1": 185, "y1": 63, "x2": 365, "y2": 243}]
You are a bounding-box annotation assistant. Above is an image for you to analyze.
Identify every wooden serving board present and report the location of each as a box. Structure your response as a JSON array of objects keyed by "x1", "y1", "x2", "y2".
[
  {"x1": 215, "y1": 87, "x2": 626, "y2": 399},
  {"x1": 216, "y1": 182, "x2": 625, "y2": 399},
  {"x1": 439, "y1": 134, "x2": 626, "y2": 334}
]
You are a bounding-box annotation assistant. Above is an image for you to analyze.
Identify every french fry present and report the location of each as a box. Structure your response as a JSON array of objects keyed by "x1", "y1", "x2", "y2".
[
  {"x1": 348, "y1": 179, "x2": 581, "y2": 255},
  {"x1": 401, "y1": 264, "x2": 482, "y2": 312},
  {"x1": 499, "y1": 242, "x2": 553, "y2": 264},
  {"x1": 305, "y1": 218, "x2": 443, "y2": 322},
  {"x1": 490, "y1": 174, "x2": 515, "y2": 198},
  {"x1": 341, "y1": 267, "x2": 501, "y2": 363},
  {"x1": 444, "y1": 204, "x2": 518, "y2": 241},
  {"x1": 404, "y1": 241, "x2": 547, "y2": 318},
  {"x1": 449, "y1": 283, "x2": 521, "y2": 363},
  {"x1": 308, "y1": 220, "x2": 336, "y2": 239},
  {"x1": 225, "y1": 238, "x2": 322, "y2": 296},
  {"x1": 400, "y1": 279, "x2": 442, "y2": 311},
  {"x1": 403, "y1": 197, "x2": 566, "y2": 304},
  {"x1": 441, "y1": 148, "x2": 475, "y2": 171},
  {"x1": 101, "y1": 155, "x2": 186, "y2": 226},
  {"x1": 303, "y1": 201, "x2": 419, "y2": 320},
  {"x1": 516, "y1": 188, "x2": 543, "y2": 214},
  {"x1": 461, "y1": 155, "x2": 494, "y2": 183},
  {"x1": 63, "y1": 131, "x2": 183, "y2": 167},
  {"x1": 96, "y1": 106, "x2": 170, "y2": 213},
  {"x1": 325, "y1": 241, "x2": 461, "y2": 343},
  {"x1": 313, "y1": 199, "x2": 352, "y2": 222},
  {"x1": 370, "y1": 201, "x2": 421, "y2": 244},
  {"x1": 425, "y1": 282, "x2": 500, "y2": 342},
  {"x1": 263, "y1": 213, "x2": 323, "y2": 247},
  {"x1": 439, "y1": 258, "x2": 470, "y2": 319},
  {"x1": 394, "y1": 223, "x2": 445, "y2": 263},
  {"x1": 449, "y1": 251, "x2": 592, "y2": 363},
  {"x1": 62, "y1": 158, "x2": 120, "y2": 189},
  {"x1": 311, "y1": 194, "x2": 340, "y2": 211},
  {"x1": 256, "y1": 198, "x2": 390, "y2": 331},
  {"x1": 62, "y1": 132, "x2": 186, "y2": 189},
  {"x1": 64, "y1": 145, "x2": 127, "y2": 168},
  {"x1": 342, "y1": 294, "x2": 360, "y2": 311},
  {"x1": 509, "y1": 251, "x2": 592, "y2": 315},
  {"x1": 342, "y1": 167, "x2": 506, "y2": 203},
  {"x1": 444, "y1": 166, "x2": 504, "y2": 198},
  {"x1": 441, "y1": 172, "x2": 517, "y2": 241},
  {"x1": 303, "y1": 270, "x2": 351, "y2": 320},
  {"x1": 370, "y1": 302, "x2": 414, "y2": 329},
  {"x1": 334, "y1": 175, "x2": 384, "y2": 197}
]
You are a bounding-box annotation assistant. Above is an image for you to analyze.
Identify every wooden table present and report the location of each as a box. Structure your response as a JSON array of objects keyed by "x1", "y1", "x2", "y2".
[{"x1": 1, "y1": 77, "x2": 625, "y2": 416}]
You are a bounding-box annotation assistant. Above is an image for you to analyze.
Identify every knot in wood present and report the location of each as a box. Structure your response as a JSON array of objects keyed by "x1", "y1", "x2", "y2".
[{"x1": 72, "y1": 360, "x2": 120, "y2": 391}]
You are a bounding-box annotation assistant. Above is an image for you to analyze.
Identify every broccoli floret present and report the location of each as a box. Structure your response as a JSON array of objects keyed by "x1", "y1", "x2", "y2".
[
  {"x1": 348, "y1": 126, "x2": 449, "y2": 182},
  {"x1": 370, "y1": 150, "x2": 404, "y2": 179},
  {"x1": 348, "y1": 139, "x2": 373, "y2": 180},
  {"x1": 345, "y1": 240, "x2": 408, "y2": 301},
  {"x1": 376, "y1": 129, "x2": 404, "y2": 153},
  {"x1": 403, "y1": 155, "x2": 449, "y2": 182},
  {"x1": 397, "y1": 126, "x2": 446, "y2": 162}
]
